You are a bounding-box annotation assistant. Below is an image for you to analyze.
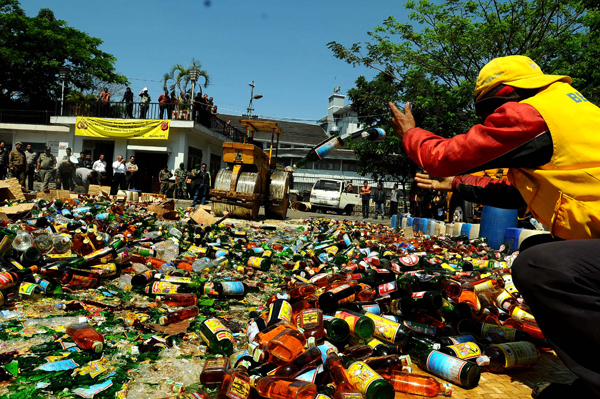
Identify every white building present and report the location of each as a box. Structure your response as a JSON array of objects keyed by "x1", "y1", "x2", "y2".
[{"x1": 318, "y1": 91, "x2": 363, "y2": 137}]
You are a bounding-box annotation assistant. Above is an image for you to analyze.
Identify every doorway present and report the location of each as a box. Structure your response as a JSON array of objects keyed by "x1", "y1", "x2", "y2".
[{"x1": 135, "y1": 151, "x2": 168, "y2": 193}]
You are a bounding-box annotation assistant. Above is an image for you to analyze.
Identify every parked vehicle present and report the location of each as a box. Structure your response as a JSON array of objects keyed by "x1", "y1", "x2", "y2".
[{"x1": 309, "y1": 179, "x2": 360, "y2": 215}]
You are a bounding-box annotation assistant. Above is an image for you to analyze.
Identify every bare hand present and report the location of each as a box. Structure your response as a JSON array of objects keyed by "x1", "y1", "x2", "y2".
[
  {"x1": 389, "y1": 102, "x2": 416, "y2": 141},
  {"x1": 414, "y1": 172, "x2": 454, "y2": 192}
]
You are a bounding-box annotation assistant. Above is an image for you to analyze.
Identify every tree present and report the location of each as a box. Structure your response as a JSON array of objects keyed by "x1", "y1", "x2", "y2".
[
  {"x1": 0, "y1": 0, "x2": 127, "y2": 109},
  {"x1": 328, "y1": 0, "x2": 600, "y2": 139},
  {"x1": 345, "y1": 72, "x2": 419, "y2": 211},
  {"x1": 161, "y1": 58, "x2": 210, "y2": 98}
]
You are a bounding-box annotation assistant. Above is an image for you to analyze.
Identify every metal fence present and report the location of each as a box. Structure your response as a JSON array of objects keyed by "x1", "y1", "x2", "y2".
[{"x1": 0, "y1": 109, "x2": 54, "y2": 125}]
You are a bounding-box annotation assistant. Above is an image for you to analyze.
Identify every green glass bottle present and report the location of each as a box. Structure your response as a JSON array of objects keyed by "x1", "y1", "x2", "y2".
[
  {"x1": 333, "y1": 310, "x2": 375, "y2": 341},
  {"x1": 0, "y1": 228, "x2": 16, "y2": 257},
  {"x1": 346, "y1": 360, "x2": 395, "y2": 399},
  {"x1": 323, "y1": 314, "x2": 350, "y2": 343},
  {"x1": 199, "y1": 318, "x2": 235, "y2": 356}
]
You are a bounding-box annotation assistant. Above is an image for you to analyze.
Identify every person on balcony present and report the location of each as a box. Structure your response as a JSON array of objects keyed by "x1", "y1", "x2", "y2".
[
  {"x1": 98, "y1": 87, "x2": 111, "y2": 117},
  {"x1": 138, "y1": 88, "x2": 151, "y2": 119},
  {"x1": 168, "y1": 91, "x2": 177, "y2": 119},
  {"x1": 158, "y1": 90, "x2": 171, "y2": 119},
  {"x1": 9, "y1": 142, "x2": 27, "y2": 187},
  {"x1": 121, "y1": 87, "x2": 134, "y2": 118},
  {"x1": 192, "y1": 93, "x2": 203, "y2": 122}
]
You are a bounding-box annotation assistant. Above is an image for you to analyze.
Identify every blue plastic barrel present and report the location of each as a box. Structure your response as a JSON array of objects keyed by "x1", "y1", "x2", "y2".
[
  {"x1": 504, "y1": 228, "x2": 523, "y2": 252},
  {"x1": 412, "y1": 217, "x2": 420, "y2": 230},
  {"x1": 407, "y1": 217, "x2": 414, "y2": 227},
  {"x1": 419, "y1": 218, "x2": 429, "y2": 233},
  {"x1": 480, "y1": 206, "x2": 519, "y2": 249},
  {"x1": 391, "y1": 215, "x2": 397, "y2": 228},
  {"x1": 460, "y1": 223, "x2": 472, "y2": 237}
]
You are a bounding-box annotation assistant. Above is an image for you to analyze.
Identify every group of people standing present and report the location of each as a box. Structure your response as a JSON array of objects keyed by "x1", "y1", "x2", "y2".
[
  {"x1": 356, "y1": 181, "x2": 402, "y2": 220},
  {"x1": 158, "y1": 162, "x2": 211, "y2": 204}
]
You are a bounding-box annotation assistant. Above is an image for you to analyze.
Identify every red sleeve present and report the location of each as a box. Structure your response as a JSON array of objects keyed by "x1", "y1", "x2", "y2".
[{"x1": 402, "y1": 102, "x2": 548, "y2": 176}]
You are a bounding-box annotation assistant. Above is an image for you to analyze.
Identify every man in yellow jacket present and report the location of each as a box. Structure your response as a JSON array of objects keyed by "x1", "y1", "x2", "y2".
[{"x1": 390, "y1": 55, "x2": 600, "y2": 398}]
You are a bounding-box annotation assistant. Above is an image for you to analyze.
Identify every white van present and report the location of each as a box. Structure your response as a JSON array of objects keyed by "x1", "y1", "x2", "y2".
[{"x1": 309, "y1": 179, "x2": 360, "y2": 215}]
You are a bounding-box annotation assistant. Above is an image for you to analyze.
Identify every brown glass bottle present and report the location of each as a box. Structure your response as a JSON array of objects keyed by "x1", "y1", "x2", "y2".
[
  {"x1": 216, "y1": 362, "x2": 251, "y2": 399},
  {"x1": 66, "y1": 322, "x2": 105, "y2": 352},
  {"x1": 157, "y1": 293, "x2": 198, "y2": 307},
  {"x1": 296, "y1": 308, "x2": 325, "y2": 341},
  {"x1": 159, "y1": 306, "x2": 199, "y2": 325},
  {"x1": 200, "y1": 357, "x2": 230, "y2": 386},
  {"x1": 250, "y1": 376, "x2": 317, "y2": 399}
]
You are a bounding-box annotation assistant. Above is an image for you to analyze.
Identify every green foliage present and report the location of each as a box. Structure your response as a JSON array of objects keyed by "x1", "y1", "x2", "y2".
[
  {"x1": 329, "y1": 0, "x2": 600, "y2": 177},
  {"x1": 0, "y1": 0, "x2": 127, "y2": 108},
  {"x1": 162, "y1": 58, "x2": 210, "y2": 98}
]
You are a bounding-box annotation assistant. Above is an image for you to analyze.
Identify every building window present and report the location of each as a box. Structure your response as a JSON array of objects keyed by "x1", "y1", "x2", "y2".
[
  {"x1": 317, "y1": 159, "x2": 341, "y2": 171},
  {"x1": 343, "y1": 161, "x2": 359, "y2": 172}
]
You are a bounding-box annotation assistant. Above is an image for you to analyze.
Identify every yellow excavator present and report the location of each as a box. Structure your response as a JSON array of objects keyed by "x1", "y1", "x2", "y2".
[{"x1": 210, "y1": 119, "x2": 290, "y2": 220}]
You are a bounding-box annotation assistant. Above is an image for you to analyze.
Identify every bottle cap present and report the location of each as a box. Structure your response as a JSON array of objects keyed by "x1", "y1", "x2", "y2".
[
  {"x1": 92, "y1": 341, "x2": 103, "y2": 353},
  {"x1": 441, "y1": 383, "x2": 453, "y2": 397},
  {"x1": 159, "y1": 316, "x2": 168, "y2": 325},
  {"x1": 476, "y1": 355, "x2": 490, "y2": 367}
]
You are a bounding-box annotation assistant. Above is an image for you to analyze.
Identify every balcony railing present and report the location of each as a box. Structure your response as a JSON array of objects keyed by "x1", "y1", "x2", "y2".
[
  {"x1": 55, "y1": 100, "x2": 246, "y2": 143},
  {"x1": 0, "y1": 109, "x2": 54, "y2": 125}
]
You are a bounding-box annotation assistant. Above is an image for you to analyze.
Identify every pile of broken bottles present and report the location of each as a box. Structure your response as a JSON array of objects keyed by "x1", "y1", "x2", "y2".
[{"x1": 0, "y1": 199, "x2": 546, "y2": 399}]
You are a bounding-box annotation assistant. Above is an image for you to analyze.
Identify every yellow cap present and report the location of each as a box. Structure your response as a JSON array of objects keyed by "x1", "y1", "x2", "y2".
[{"x1": 474, "y1": 55, "x2": 571, "y2": 102}]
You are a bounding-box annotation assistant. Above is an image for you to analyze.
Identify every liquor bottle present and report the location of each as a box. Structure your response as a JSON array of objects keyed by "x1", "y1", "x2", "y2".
[
  {"x1": 216, "y1": 361, "x2": 251, "y2": 399},
  {"x1": 250, "y1": 376, "x2": 317, "y2": 399},
  {"x1": 267, "y1": 298, "x2": 293, "y2": 326},
  {"x1": 66, "y1": 322, "x2": 105, "y2": 352},
  {"x1": 473, "y1": 322, "x2": 543, "y2": 345},
  {"x1": 404, "y1": 346, "x2": 481, "y2": 389},
  {"x1": 156, "y1": 293, "x2": 198, "y2": 307},
  {"x1": 383, "y1": 370, "x2": 452, "y2": 397},
  {"x1": 198, "y1": 318, "x2": 235, "y2": 356},
  {"x1": 246, "y1": 308, "x2": 268, "y2": 343},
  {"x1": 346, "y1": 361, "x2": 395, "y2": 399},
  {"x1": 364, "y1": 354, "x2": 411, "y2": 372},
  {"x1": 33, "y1": 234, "x2": 53, "y2": 254},
  {"x1": 439, "y1": 341, "x2": 485, "y2": 361},
  {"x1": 323, "y1": 314, "x2": 350, "y2": 343},
  {"x1": 367, "y1": 338, "x2": 397, "y2": 357},
  {"x1": 351, "y1": 127, "x2": 386, "y2": 141},
  {"x1": 262, "y1": 326, "x2": 307, "y2": 365},
  {"x1": 132, "y1": 270, "x2": 155, "y2": 286},
  {"x1": 271, "y1": 345, "x2": 322, "y2": 379},
  {"x1": 361, "y1": 312, "x2": 411, "y2": 347},
  {"x1": 247, "y1": 256, "x2": 271, "y2": 272},
  {"x1": 52, "y1": 235, "x2": 73, "y2": 253},
  {"x1": 159, "y1": 306, "x2": 199, "y2": 325},
  {"x1": 478, "y1": 341, "x2": 540, "y2": 373},
  {"x1": 296, "y1": 308, "x2": 325, "y2": 341},
  {"x1": 200, "y1": 357, "x2": 230, "y2": 386},
  {"x1": 333, "y1": 310, "x2": 375, "y2": 341},
  {"x1": 325, "y1": 352, "x2": 360, "y2": 393},
  {"x1": 59, "y1": 268, "x2": 101, "y2": 289},
  {"x1": 502, "y1": 318, "x2": 545, "y2": 341},
  {"x1": 341, "y1": 344, "x2": 373, "y2": 360},
  {"x1": 12, "y1": 230, "x2": 33, "y2": 252},
  {"x1": 319, "y1": 283, "x2": 362, "y2": 313},
  {"x1": 0, "y1": 228, "x2": 16, "y2": 257}
]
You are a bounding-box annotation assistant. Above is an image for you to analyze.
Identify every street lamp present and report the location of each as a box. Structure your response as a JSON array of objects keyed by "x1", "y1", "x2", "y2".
[
  {"x1": 58, "y1": 66, "x2": 69, "y2": 116},
  {"x1": 189, "y1": 68, "x2": 200, "y2": 122},
  {"x1": 246, "y1": 81, "x2": 263, "y2": 118}
]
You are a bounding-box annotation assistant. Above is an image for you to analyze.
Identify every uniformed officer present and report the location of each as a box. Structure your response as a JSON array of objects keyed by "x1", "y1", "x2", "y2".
[
  {"x1": 158, "y1": 165, "x2": 172, "y2": 196},
  {"x1": 36, "y1": 147, "x2": 57, "y2": 190},
  {"x1": 8, "y1": 142, "x2": 26, "y2": 186},
  {"x1": 24, "y1": 144, "x2": 37, "y2": 190},
  {"x1": 174, "y1": 162, "x2": 188, "y2": 199}
]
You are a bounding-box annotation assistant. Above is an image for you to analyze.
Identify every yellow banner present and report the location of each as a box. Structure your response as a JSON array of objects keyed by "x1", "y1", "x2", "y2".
[{"x1": 74, "y1": 117, "x2": 169, "y2": 140}]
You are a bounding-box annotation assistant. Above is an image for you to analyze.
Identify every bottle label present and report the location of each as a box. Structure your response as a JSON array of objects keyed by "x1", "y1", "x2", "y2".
[
  {"x1": 510, "y1": 306, "x2": 536, "y2": 323},
  {"x1": 83, "y1": 247, "x2": 112, "y2": 260},
  {"x1": 481, "y1": 324, "x2": 515, "y2": 343},
  {"x1": 378, "y1": 281, "x2": 397, "y2": 296},
  {"x1": 203, "y1": 282, "x2": 218, "y2": 295},
  {"x1": 446, "y1": 342, "x2": 481, "y2": 359},
  {"x1": 222, "y1": 282, "x2": 244, "y2": 296},
  {"x1": 205, "y1": 357, "x2": 228, "y2": 369},
  {"x1": 91, "y1": 263, "x2": 117, "y2": 277},
  {"x1": 10, "y1": 260, "x2": 24, "y2": 270},
  {"x1": 495, "y1": 290, "x2": 513, "y2": 309},
  {"x1": 247, "y1": 257, "x2": 263, "y2": 269},
  {"x1": 148, "y1": 281, "x2": 179, "y2": 295},
  {"x1": 403, "y1": 320, "x2": 436, "y2": 336},
  {"x1": 269, "y1": 300, "x2": 292, "y2": 324},
  {"x1": 447, "y1": 335, "x2": 476, "y2": 345},
  {"x1": 246, "y1": 320, "x2": 260, "y2": 343},
  {"x1": 226, "y1": 373, "x2": 251, "y2": 399},
  {"x1": 347, "y1": 361, "x2": 382, "y2": 396},
  {"x1": 474, "y1": 280, "x2": 497, "y2": 295},
  {"x1": 19, "y1": 282, "x2": 39, "y2": 295},
  {"x1": 162, "y1": 276, "x2": 192, "y2": 284},
  {"x1": 300, "y1": 309, "x2": 320, "y2": 329},
  {"x1": 262, "y1": 250, "x2": 272, "y2": 258},
  {"x1": 367, "y1": 338, "x2": 384, "y2": 350},
  {"x1": 328, "y1": 284, "x2": 351, "y2": 294},
  {"x1": 399, "y1": 255, "x2": 420, "y2": 267},
  {"x1": 334, "y1": 311, "x2": 361, "y2": 335},
  {"x1": 67, "y1": 274, "x2": 98, "y2": 288},
  {"x1": 361, "y1": 304, "x2": 381, "y2": 315},
  {"x1": 0, "y1": 234, "x2": 14, "y2": 256},
  {"x1": 497, "y1": 342, "x2": 539, "y2": 367},
  {"x1": 317, "y1": 341, "x2": 338, "y2": 363},
  {"x1": 411, "y1": 291, "x2": 427, "y2": 299},
  {"x1": 0, "y1": 272, "x2": 15, "y2": 290},
  {"x1": 205, "y1": 318, "x2": 234, "y2": 343},
  {"x1": 314, "y1": 138, "x2": 342, "y2": 160},
  {"x1": 426, "y1": 351, "x2": 466, "y2": 385},
  {"x1": 364, "y1": 313, "x2": 400, "y2": 343},
  {"x1": 35, "y1": 278, "x2": 50, "y2": 292}
]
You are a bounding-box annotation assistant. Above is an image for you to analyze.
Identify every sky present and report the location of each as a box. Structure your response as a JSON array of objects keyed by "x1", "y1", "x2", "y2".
[{"x1": 22, "y1": 0, "x2": 410, "y2": 124}]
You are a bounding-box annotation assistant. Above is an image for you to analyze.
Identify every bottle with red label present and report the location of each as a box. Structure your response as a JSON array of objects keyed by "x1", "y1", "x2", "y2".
[
  {"x1": 333, "y1": 310, "x2": 375, "y2": 341},
  {"x1": 199, "y1": 318, "x2": 235, "y2": 356},
  {"x1": 261, "y1": 326, "x2": 307, "y2": 365},
  {"x1": 66, "y1": 322, "x2": 105, "y2": 353}
]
